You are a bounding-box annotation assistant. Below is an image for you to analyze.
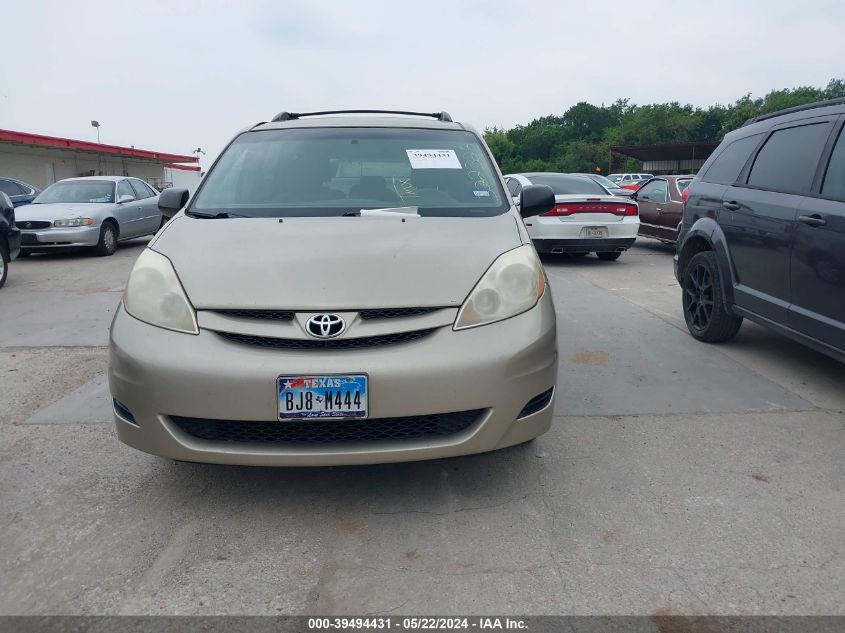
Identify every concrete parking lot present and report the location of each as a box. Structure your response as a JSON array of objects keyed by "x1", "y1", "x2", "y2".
[{"x1": 1, "y1": 238, "x2": 842, "y2": 616}]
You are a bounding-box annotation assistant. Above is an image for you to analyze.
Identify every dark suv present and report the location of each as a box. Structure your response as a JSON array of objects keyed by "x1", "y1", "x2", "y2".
[
  {"x1": 676, "y1": 98, "x2": 845, "y2": 363},
  {"x1": 1, "y1": 192, "x2": 22, "y2": 288}
]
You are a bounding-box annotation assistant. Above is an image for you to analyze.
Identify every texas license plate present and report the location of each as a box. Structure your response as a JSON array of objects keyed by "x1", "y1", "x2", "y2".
[
  {"x1": 278, "y1": 374, "x2": 368, "y2": 420},
  {"x1": 582, "y1": 226, "x2": 608, "y2": 239}
]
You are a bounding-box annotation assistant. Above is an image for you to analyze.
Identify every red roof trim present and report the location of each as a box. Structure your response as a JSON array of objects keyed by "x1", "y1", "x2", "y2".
[
  {"x1": 0, "y1": 128, "x2": 198, "y2": 164},
  {"x1": 165, "y1": 163, "x2": 202, "y2": 172}
]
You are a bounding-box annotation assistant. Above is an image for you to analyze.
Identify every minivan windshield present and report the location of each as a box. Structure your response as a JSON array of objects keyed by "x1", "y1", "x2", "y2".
[
  {"x1": 191, "y1": 127, "x2": 508, "y2": 217},
  {"x1": 34, "y1": 180, "x2": 115, "y2": 204}
]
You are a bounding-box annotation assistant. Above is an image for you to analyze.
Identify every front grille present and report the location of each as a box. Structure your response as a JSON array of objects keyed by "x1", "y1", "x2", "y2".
[
  {"x1": 170, "y1": 409, "x2": 484, "y2": 445},
  {"x1": 210, "y1": 308, "x2": 441, "y2": 321},
  {"x1": 359, "y1": 307, "x2": 443, "y2": 319},
  {"x1": 16, "y1": 221, "x2": 51, "y2": 230},
  {"x1": 216, "y1": 328, "x2": 436, "y2": 350},
  {"x1": 211, "y1": 309, "x2": 294, "y2": 321}
]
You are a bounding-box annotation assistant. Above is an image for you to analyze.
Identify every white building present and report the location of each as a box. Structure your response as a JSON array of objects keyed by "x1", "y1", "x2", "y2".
[{"x1": 0, "y1": 128, "x2": 200, "y2": 192}]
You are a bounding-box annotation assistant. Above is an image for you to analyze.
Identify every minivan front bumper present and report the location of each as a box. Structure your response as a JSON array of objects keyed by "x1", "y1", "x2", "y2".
[{"x1": 108, "y1": 292, "x2": 558, "y2": 466}]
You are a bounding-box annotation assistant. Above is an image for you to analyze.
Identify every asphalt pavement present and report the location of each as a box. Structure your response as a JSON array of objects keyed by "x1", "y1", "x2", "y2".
[{"x1": 1, "y1": 238, "x2": 842, "y2": 616}]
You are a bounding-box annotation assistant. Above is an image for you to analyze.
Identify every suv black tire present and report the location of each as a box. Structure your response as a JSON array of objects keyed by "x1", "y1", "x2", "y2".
[
  {"x1": 94, "y1": 221, "x2": 118, "y2": 256},
  {"x1": 597, "y1": 251, "x2": 622, "y2": 261},
  {"x1": 681, "y1": 250, "x2": 742, "y2": 342}
]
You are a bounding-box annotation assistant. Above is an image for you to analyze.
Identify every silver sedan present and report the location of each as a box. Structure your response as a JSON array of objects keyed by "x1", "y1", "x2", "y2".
[{"x1": 15, "y1": 176, "x2": 162, "y2": 256}]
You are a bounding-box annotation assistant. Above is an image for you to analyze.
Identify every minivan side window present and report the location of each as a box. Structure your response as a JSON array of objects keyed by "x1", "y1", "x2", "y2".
[
  {"x1": 821, "y1": 126, "x2": 845, "y2": 201},
  {"x1": 700, "y1": 134, "x2": 762, "y2": 185},
  {"x1": 746, "y1": 123, "x2": 831, "y2": 194}
]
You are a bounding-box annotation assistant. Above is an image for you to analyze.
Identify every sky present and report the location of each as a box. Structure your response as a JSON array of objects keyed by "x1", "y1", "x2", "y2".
[{"x1": 4, "y1": 0, "x2": 844, "y2": 168}]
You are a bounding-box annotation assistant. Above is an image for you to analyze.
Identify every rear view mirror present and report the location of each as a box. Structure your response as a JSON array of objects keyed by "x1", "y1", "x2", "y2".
[
  {"x1": 519, "y1": 185, "x2": 555, "y2": 219},
  {"x1": 158, "y1": 188, "x2": 190, "y2": 213}
]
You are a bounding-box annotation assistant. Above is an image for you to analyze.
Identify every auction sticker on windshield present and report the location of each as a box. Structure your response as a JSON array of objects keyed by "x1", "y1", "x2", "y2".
[
  {"x1": 278, "y1": 375, "x2": 368, "y2": 420},
  {"x1": 406, "y1": 149, "x2": 462, "y2": 169}
]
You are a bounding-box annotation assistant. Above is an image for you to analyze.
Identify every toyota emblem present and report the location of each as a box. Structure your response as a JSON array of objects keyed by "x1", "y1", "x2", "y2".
[{"x1": 305, "y1": 313, "x2": 346, "y2": 338}]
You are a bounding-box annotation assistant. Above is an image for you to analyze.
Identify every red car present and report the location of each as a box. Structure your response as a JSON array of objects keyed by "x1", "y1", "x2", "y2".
[{"x1": 634, "y1": 176, "x2": 693, "y2": 244}]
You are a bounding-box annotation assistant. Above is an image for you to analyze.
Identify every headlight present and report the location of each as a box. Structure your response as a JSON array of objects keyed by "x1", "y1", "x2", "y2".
[
  {"x1": 53, "y1": 218, "x2": 94, "y2": 227},
  {"x1": 454, "y1": 245, "x2": 545, "y2": 330},
  {"x1": 124, "y1": 249, "x2": 198, "y2": 334}
]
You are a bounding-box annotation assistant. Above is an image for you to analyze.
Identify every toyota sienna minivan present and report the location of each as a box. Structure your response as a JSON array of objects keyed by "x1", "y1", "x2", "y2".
[{"x1": 108, "y1": 109, "x2": 559, "y2": 466}]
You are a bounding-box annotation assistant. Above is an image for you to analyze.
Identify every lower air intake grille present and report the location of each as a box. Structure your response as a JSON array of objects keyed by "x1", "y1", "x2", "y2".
[
  {"x1": 517, "y1": 388, "x2": 554, "y2": 419},
  {"x1": 170, "y1": 410, "x2": 485, "y2": 445},
  {"x1": 216, "y1": 328, "x2": 436, "y2": 350}
]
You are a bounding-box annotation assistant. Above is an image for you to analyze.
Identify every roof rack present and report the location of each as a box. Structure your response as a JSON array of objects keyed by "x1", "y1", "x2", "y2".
[
  {"x1": 271, "y1": 109, "x2": 453, "y2": 123},
  {"x1": 742, "y1": 97, "x2": 845, "y2": 126}
]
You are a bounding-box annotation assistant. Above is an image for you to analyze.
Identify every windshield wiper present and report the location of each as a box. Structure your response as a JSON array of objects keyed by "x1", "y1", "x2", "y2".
[{"x1": 186, "y1": 210, "x2": 248, "y2": 219}]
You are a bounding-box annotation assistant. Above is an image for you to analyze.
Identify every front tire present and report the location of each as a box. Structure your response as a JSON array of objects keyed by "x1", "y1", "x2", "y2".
[
  {"x1": 597, "y1": 251, "x2": 622, "y2": 261},
  {"x1": 94, "y1": 222, "x2": 118, "y2": 256},
  {"x1": 681, "y1": 251, "x2": 742, "y2": 342}
]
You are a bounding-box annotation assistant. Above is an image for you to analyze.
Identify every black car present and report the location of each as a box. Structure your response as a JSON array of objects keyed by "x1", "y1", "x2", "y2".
[
  {"x1": 0, "y1": 192, "x2": 22, "y2": 288},
  {"x1": 0, "y1": 177, "x2": 40, "y2": 207},
  {"x1": 675, "y1": 97, "x2": 845, "y2": 362}
]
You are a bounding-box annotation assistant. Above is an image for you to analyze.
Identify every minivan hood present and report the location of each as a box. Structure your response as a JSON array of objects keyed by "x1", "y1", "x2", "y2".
[{"x1": 152, "y1": 213, "x2": 523, "y2": 309}]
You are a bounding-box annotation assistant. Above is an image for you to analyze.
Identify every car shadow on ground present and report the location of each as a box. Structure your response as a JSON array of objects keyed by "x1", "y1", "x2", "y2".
[
  {"x1": 730, "y1": 320, "x2": 844, "y2": 377},
  {"x1": 630, "y1": 239, "x2": 676, "y2": 255},
  {"x1": 142, "y1": 438, "x2": 545, "y2": 507},
  {"x1": 16, "y1": 237, "x2": 151, "y2": 261}
]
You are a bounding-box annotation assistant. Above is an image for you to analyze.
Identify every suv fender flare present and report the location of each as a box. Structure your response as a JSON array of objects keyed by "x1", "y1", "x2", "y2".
[{"x1": 677, "y1": 217, "x2": 738, "y2": 309}]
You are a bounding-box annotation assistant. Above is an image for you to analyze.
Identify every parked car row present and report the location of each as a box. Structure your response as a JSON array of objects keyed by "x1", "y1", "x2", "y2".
[
  {"x1": 0, "y1": 177, "x2": 40, "y2": 207},
  {"x1": 505, "y1": 172, "x2": 639, "y2": 260},
  {"x1": 0, "y1": 175, "x2": 164, "y2": 288},
  {"x1": 606, "y1": 172, "x2": 654, "y2": 190}
]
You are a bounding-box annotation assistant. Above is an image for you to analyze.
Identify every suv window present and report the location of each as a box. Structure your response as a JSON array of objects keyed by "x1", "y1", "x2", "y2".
[
  {"x1": 638, "y1": 179, "x2": 668, "y2": 202},
  {"x1": 821, "y1": 126, "x2": 845, "y2": 201},
  {"x1": 701, "y1": 134, "x2": 762, "y2": 185},
  {"x1": 130, "y1": 179, "x2": 152, "y2": 199},
  {"x1": 747, "y1": 123, "x2": 831, "y2": 194},
  {"x1": 0, "y1": 179, "x2": 24, "y2": 196},
  {"x1": 193, "y1": 127, "x2": 507, "y2": 217}
]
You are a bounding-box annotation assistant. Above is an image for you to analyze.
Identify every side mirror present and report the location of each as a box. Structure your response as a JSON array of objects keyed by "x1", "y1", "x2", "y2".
[
  {"x1": 519, "y1": 184, "x2": 555, "y2": 219},
  {"x1": 158, "y1": 188, "x2": 190, "y2": 213},
  {"x1": 118, "y1": 194, "x2": 135, "y2": 204}
]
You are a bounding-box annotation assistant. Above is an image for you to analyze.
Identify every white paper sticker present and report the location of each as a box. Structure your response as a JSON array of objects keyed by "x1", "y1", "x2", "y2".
[{"x1": 406, "y1": 149, "x2": 462, "y2": 170}]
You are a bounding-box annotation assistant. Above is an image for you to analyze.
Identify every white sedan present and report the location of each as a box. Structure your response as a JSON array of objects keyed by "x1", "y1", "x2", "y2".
[{"x1": 504, "y1": 173, "x2": 639, "y2": 260}]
